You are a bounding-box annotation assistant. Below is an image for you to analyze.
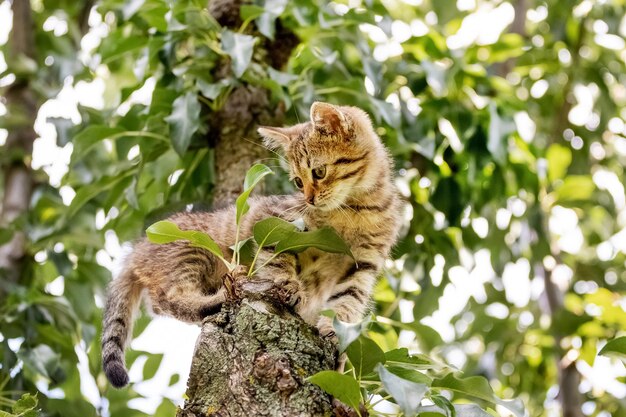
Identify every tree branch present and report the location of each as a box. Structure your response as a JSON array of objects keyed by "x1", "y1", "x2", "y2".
[{"x1": 177, "y1": 297, "x2": 336, "y2": 417}]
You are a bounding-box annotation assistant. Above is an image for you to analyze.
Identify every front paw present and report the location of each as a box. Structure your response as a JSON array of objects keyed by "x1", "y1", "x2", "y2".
[
  {"x1": 273, "y1": 277, "x2": 306, "y2": 309},
  {"x1": 222, "y1": 265, "x2": 249, "y2": 300},
  {"x1": 317, "y1": 321, "x2": 338, "y2": 343}
]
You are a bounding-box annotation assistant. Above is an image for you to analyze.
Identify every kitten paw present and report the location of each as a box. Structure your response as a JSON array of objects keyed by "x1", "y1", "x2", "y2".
[
  {"x1": 332, "y1": 398, "x2": 368, "y2": 417},
  {"x1": 273, "y1": 277, "x2": 305, "y2": 309},
  {"x1": 317, "y1": 323, "x2": 338, "y2": 342},
  {"x1": 222, "y1": 265, "x2": 249, "y2": 300}
]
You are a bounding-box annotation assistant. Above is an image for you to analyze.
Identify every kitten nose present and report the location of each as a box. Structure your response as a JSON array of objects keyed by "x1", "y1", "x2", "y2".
[{"x1": 306, "y1": 195, "x2": 315, "y2": 205}]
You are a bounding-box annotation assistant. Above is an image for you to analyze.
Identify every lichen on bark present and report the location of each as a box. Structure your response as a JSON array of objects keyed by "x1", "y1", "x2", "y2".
[{"x1": 177, "y1": 298, "x2": 337, "y2": 417}]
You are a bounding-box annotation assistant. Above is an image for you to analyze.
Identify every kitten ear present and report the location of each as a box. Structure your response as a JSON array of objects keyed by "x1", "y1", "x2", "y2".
[
  {"x1": 310, "y1": 102, "x2": 349, "y2": 135},
  {"x1": 258, "y1": 126, "x2": 291, "y2": 150}
]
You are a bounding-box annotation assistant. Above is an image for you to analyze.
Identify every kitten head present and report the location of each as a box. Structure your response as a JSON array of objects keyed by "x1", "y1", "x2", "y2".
[{"x1": 258, "y1": 102, "x2": 387, "y2": 211}]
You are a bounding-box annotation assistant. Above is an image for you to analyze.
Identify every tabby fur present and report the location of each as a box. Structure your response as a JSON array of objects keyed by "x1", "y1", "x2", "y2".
[{"x1": 101, "y1": 102, "x2": 403, "y2": 388}]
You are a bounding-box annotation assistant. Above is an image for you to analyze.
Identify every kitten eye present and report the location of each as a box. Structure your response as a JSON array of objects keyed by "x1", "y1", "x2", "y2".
[
  {"x1": 294, "y1": 177, "x2": 303, "y2": 188},
  {"x1": 312, "y1": 166, "x2": 326, "y2": 180}
]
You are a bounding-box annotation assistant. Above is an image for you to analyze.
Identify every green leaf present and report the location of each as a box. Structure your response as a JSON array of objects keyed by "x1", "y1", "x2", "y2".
[
  {"x1": 0, "y1": 227, "x2": 13, "y2": 245},
  {"x1": 253, "y1": 217, "x2": 299, "y2": 247},
  {"x1": 235, "y1": 164, "x2": 274, "y2": 227},
  {"x1": 18, "y1": 345, "x2": 60, "y2": 380},
  {"x1": 431, "y1": 177, "x2": 463, "y2": 226},
  {"x1": 333, "y1": 316, "x2": 367, "y2": 352},
  {"x1": 599, "y1": 336, "x2": 626, "y2": 360},
  {"x1": 165, "y1": 91, "x2": 201, "y2": 156},
  {"x1": 70, "y1": 125, "x2": 124, "y2": 163},
  {"x1": 221, "y1": 30, "x2": 256, "y2": 78},
  {"x1": 146, "y1": 220, "x2": 225, "y2": 260},
  {"x1": 346, "y1": 336, "x2": 386, "y2": 378},
  {"x1": 487, "y1": 103, "x2": 515, "y2": 165},
  {"x1": 384, "y1": 366, "x2": 432, "y2": 385},
  {"x1": 143, "y1": 353, "x2": 163, "y2": 380},
  {"x1": 546, "y1": 144, "x2": 572, "y2": 183},
  {"x1": 231, "y1": 237, "x2": 256, "y2": 265},
  {"x1": 432, "y1": 373, "x2": 524, "y2": 417},
  {"x1": 308, "y1": 370, "x2": 362, "y2": 410},
  {"x1": 431, "y1": 394, "x2": 456, "y2": 417},
  {"x1": 412, "y1": 323, "x2": 444, "y2": 351},
  {"x1": 384, "y1": 348, "x2": 432, "y2": 366},
  {"x1": 47, "y1": 116, "x2": 74, "y2": 146},
  {"x1": 255, "y1": 0, "x2": 288, "y2": 39},
  {"x1": 376, "y1": 363, "x2": 428, "y2": 416},
  {"x1": 240, "y1": 5, "x2": 265, "y2": 21},
  {"x1": 419, "y1": 404, "x2": 492, "y2": 417},
  {"x1": 169, "y1": 373, "x2": 180, "y2": 386},
  {"x1": 275, "y1": 227, "x2": 353, "y2": 257},
  {"x1": 268, "y1": 67, "x2": 298, "y2": 86},
  {"x1": 154, "y1": 399, "x2": 177, "y2": 417},
  {"x1": 67, "y1": 170, "x2": 136, "y2": 217},
  {"x1": 197, "y1": 79, "x2": 231, "y2": 100},
  {"x1": 12, "y1": 393, "x2": 38, "y2": 414},
  {"x1": 554, "y1": 175, "x2": 595, "y2": 202}
]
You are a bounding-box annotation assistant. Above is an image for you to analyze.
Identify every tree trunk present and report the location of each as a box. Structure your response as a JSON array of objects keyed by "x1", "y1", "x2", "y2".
[
  {"x1": 178, "y1": 2, "x2": 338, "y2": 415},
  {"x1": 0, "y1": 0, "x2": 37, "y2": 289},
  {"x1": 177, "y1": 298, "x2": 336, "y2": 417}
]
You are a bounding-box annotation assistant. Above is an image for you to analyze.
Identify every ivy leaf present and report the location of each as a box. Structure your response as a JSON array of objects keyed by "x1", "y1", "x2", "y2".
[
  {"x1": 70, "y1": 125, "x2": 124, "y2": 164},
  {"x1": 197, "y1": 79, "x2": 231, "y2": 100},
  {"x1": 221, "y1": 30, "x2": 257, "y2": 78},
  {"x1": 599, "y1": 336, "x2": 626, "y2": 360},
  {"x1": 431, "y1": 177, "x2": 463, "y2": 226},
  {"x1": 165, "y1": 91, "x2": 201, "y2": 156},
  {"x1": 67, "y1": 170, "x2": 137, "y2": 217},
  {"x1": 146, "y1": 220, "x2": 225, "y2": 262},
  {"x1": 235, "y1": 164, "x2": 274, "y2": 225},
  {"x1": 376, "y1": 363, "x2": 429, "y2": 416},
  {"x1": 346, "y1": 336, "x2": 386, "y2": 378},
  {"x1": 256, "y1": 0, "x2": 288, "y2": 39},
  {"x1": 308, "y1": 370, "x2": 362, "y2": 410},
  {"x1": 18, "y1": 345, "x2": 60, "y2": 380}
]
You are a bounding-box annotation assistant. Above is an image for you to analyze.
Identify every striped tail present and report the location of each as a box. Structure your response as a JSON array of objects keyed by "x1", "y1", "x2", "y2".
[{"x1": 101, "y1": 270, "x2": 141, "y2": 388}]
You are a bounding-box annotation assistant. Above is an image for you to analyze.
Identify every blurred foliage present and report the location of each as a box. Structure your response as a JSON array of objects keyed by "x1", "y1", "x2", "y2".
[{"x1": 1, "y1": 0, "x2": 626, "y2": 416}]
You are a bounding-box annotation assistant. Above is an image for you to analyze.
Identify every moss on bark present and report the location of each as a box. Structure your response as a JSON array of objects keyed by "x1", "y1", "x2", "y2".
[{"x1": 178, "y1": 299, "x2": 337, "y2": 417}]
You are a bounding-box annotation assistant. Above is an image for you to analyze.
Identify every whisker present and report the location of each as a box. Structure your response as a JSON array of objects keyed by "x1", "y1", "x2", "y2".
[{"x1": 240, "y1": 136, "x2": 289, "y2": 165}]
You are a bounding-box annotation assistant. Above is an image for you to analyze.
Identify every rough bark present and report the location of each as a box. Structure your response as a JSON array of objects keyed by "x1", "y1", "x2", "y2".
[
  {"x1": 0, "y1": 0, "x2": 37, "y2": 288},
  {"x1": 178, "y1": 297, "x2": 336, "y2": 417},
  {"x1": 206, "y1": 0, "x2": 298, "y2": 208},
  {"x1": 179, "y1": 2, "x2": 339, "y2": 415}
]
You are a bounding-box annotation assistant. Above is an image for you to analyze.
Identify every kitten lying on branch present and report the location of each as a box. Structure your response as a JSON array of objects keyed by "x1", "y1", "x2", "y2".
[{"x1": 101, "y1": 102, "x2": 402, "y2": 388}]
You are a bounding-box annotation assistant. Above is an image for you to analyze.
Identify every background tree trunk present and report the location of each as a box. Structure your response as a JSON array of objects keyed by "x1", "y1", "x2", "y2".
[
  {"x1": 178, "y1": 1, "x2": 338, "y2": 415},
  {"x1": 0, "y1": 0, "x2": 37, "y2": 290}
]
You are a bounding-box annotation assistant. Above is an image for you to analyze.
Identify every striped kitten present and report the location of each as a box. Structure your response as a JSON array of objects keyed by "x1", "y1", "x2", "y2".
[{"x1": 102, "y1": 102, "x2": 402, "y2": 388}]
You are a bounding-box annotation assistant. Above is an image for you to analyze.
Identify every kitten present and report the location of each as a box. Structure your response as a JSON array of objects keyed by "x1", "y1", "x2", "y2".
[{"x1": 102, "y1": 102, "x2": 402, "y2": 388}]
